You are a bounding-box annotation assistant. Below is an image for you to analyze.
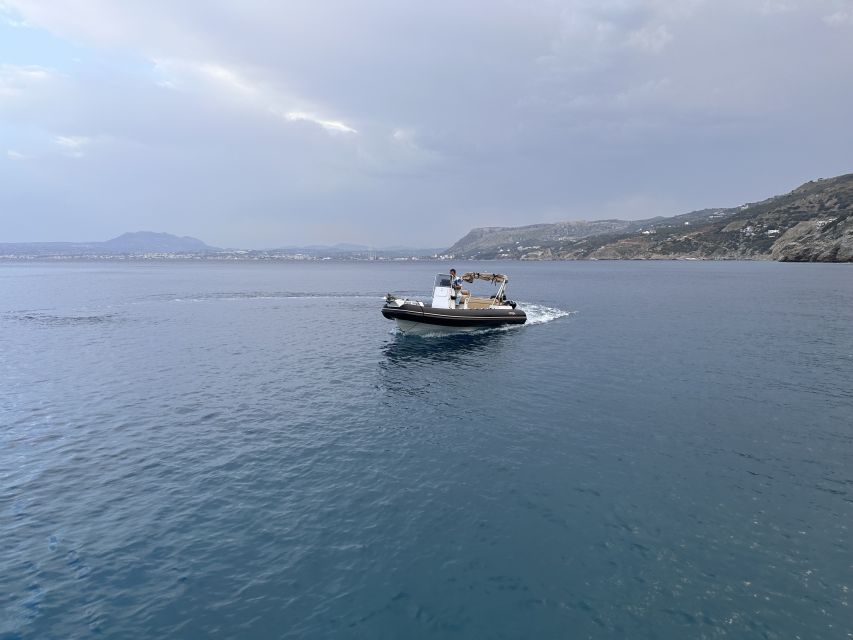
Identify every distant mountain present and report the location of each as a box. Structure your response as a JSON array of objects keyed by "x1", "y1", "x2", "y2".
[
  {"x1": 101, "y1": 231, "x2": 218, "y2": 253},
  {"x1": 0, "y1": 231, "x2": 219, "y2": 257},
  {"x1": 264, "y1": 243, "x2": 444, "y2": 258},
  {"x1": 268, "y1": 242, "x2": 370, "y2": 253},
  {"x1": 0, "y1": 232, "x2": 441, "y2": 260},
  {"x1": 446, "y1": 173, "x2": 853, "y2": 262}
]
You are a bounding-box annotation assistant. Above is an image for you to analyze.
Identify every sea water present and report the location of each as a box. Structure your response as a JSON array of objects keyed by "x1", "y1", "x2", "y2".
[{"x1": 1, "y1": 260, "x2": 851, "y2": 639}]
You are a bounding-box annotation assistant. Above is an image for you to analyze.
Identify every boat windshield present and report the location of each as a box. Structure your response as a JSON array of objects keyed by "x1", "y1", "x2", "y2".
[{"x1": 435, "y1": 274, "x2": 451, "y2": 288}]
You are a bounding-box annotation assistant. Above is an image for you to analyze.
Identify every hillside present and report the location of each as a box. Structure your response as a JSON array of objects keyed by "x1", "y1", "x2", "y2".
[
  {"x1": 447, "y1": 220, "x2": 638, "y2": 256},
  {"x1": 0, "y1": 232, "x2": 219, "y2": 257},
  {"x1": 447, "y1": 173, "x2": 853, "y2": 262},
  {"x1": 101, "y1": 232, "x2": 216, "y2": 253}
]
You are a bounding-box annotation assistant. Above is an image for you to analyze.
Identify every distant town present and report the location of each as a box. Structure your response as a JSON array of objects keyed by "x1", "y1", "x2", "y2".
[
  {"x1": 0, "y1": 232, "x2": 451, "y2": 262},
  {"x1": 0, "y1": 248, "x2": 457, "y2": 262},
  {"x1": 0, "y1": 251, "x2": 455, "y2": 262}
]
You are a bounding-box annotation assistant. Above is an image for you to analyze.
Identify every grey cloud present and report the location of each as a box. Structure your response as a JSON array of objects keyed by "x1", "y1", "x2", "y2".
[{"x1": 1, "y1": 0, "x2": 852, "y2": 246}]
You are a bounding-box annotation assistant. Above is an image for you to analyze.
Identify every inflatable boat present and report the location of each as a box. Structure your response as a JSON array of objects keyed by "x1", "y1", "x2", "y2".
[{"x1": 382, "y1": 272, "x2": 526, "y2": 335}]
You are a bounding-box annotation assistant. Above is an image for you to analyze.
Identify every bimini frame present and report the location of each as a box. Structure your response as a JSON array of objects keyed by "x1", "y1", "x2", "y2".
[{"x1": 461, "y1": 272, "x2": 509, "y2": 302}]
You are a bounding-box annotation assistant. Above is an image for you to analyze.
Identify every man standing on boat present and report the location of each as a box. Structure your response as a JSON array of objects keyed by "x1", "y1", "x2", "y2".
[{"x1": 449, "y1": 268, "x2": 463, "y2": 307}]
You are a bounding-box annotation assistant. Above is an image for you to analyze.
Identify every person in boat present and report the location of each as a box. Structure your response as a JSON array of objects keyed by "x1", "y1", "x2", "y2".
[{"x1": 449, "y1": 268, "x2": 463, "y2": 307}]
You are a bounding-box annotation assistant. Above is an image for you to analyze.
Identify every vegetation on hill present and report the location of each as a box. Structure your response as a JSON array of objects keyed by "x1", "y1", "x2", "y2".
[{"x1": 447, "y1": 174, "x2": 853, "y2": 262}]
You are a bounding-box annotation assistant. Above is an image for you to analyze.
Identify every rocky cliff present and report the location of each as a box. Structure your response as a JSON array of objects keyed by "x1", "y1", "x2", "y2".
[{"x1": 447, "y1": 173, "x2": 853, "y2": 262}]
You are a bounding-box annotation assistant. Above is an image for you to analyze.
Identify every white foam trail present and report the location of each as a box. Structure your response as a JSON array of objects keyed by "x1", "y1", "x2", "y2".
[
  {"x1": 517, "y1": 302, "x2": 574, "y2": 325},
  {"x1": 166, "y1": 293, "x2": 381, "y2": 303}
]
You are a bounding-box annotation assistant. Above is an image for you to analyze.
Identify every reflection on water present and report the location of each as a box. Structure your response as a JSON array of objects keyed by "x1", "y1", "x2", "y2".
[
  {"x1": 378, "y1": 331, "x2": 512, "y2": 404},
  {"x1": 381, "y1": 330, "x2": 510, "y2": 365}
]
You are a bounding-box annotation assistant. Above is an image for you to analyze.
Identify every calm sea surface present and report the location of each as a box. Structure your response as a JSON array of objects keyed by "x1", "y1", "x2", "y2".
[{"x1": 1, "y1": 260, "x2": 851, "y2": 639}]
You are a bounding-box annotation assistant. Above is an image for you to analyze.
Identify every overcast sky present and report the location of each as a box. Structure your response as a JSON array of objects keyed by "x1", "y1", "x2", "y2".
[{"x1": 1, "y1": 0, "x2": 851, "y2": 247}]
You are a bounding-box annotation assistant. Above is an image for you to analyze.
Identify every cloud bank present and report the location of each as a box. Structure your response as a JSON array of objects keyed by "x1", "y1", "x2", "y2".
[{"x1": 1, "y1": 0, "x2": 851, "y2": 246}]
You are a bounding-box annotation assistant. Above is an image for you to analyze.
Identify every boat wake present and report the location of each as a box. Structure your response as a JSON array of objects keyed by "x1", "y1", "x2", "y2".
[
  {"x1": 516, "y1": 302, "x2": 574, "y2": 325},
  {"x1": 157, "y1": 291, "x2": 383, "y2": 303},
  {"x1": 6, "y1": 311, "x2": 119, "y2": 327}
]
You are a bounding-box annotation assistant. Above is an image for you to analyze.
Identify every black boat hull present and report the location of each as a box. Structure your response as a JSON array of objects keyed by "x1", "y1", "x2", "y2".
[{"x1": 382, "y1": 302, "x2": 526, "y2": 333}]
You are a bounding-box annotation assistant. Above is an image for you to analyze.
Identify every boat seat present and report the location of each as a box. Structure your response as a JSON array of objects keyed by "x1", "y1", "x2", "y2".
[{"x1": 466, "y1": 297, "x2": 493, "y2": 309}]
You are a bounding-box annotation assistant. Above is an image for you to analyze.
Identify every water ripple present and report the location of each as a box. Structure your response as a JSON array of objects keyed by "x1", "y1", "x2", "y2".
[{"x1": 1, "y1": 260, "x2": 851, "y2": 639}]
